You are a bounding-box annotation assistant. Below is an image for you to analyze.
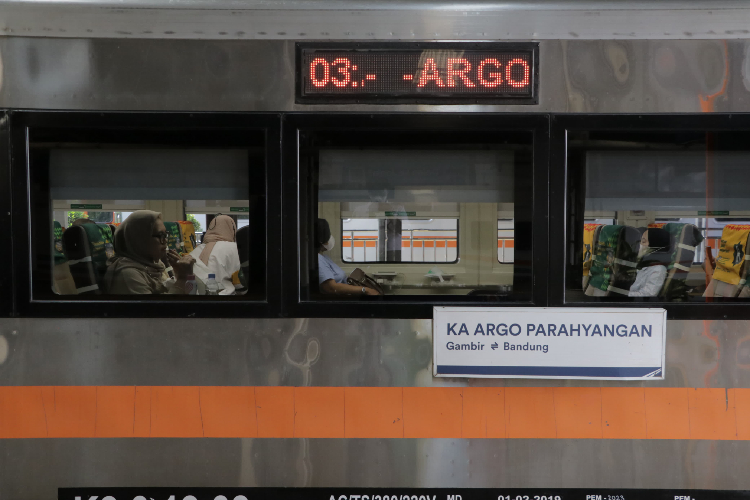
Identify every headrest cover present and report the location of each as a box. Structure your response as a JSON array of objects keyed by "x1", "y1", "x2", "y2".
[{"x1": 646, "y1": 227, "x2": 671, "y2": 252}]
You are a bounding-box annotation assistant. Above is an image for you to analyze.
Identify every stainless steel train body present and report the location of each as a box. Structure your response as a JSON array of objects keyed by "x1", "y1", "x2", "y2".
[{"x1": 1, "y1": 1, "x2": 750, "y2": 498}]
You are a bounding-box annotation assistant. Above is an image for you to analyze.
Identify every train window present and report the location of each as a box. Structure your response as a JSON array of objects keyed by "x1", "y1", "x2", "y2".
[
  {"x1": 341, "y1": 218, "x2": 459, "y2": 263},
  {"x1": 568, "y1": 130, "x2": 750, "y2": 302},
  {"x1": 497, "y1": 219, "x2": 514, "y2": 264},
  {"x1": 302, "y1": 127, "x2": 533, "y2": 304},
  {"x1": 30, "y1": 127, "x2": 267, "y2": 302}
]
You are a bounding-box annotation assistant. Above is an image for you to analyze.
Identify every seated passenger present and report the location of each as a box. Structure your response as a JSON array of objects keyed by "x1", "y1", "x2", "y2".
[
  {"x1": 317, "y1": 218, "x2": 380, "y2": 296},
  {"x1": 189, "y1": 214, "x2": 240, "y2": 295},
  {"x1": 104, "y1": 210, "x2": 195, "y2": 294},
  {"x1": 628, "y1": 227, "x2": 671, "y2": 297}
]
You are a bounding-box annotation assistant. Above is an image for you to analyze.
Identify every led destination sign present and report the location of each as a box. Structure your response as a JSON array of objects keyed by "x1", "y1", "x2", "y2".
[{"x1": 297, "y1": 43, "x2": 538, "y2": 103}]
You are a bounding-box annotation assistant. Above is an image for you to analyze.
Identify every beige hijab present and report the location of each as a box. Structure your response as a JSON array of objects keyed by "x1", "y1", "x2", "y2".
[
  {"x1": 104, "y1": 210, "x2": 167, "y2": 291},
  {"x1": 199, "y1": 214, "x2": 237, "y2": 265}
]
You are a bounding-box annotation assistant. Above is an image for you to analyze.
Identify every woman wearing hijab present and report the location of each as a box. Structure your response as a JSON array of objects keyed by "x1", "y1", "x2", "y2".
[
  {"x1": 628, "y1": 227, "x2": 672, "y2": 297},
  {"x1": 189, "y1": 214, "x2": 241, "y2": 295},
  {"x1": 105, "y1": 210, "x2": 196, "y2": 294},
  {"x1": 317, "y1": 218, "x2": 380, "y2": 295}
]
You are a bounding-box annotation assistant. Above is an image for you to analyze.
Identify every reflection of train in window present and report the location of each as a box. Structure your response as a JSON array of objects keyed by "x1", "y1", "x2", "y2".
[
  {"x1": 342, "y1": 218, "x2": 458, "y2": 263},
  {"x1": 497, "y1": 219, "x2": 514, "y2": 264}
]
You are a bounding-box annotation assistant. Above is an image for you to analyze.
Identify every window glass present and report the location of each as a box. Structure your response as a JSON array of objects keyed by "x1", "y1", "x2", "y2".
[
  {"x1": 342, "y1": 218, "x2": 458, "y2": 263},
  {"x1": 497, "y1": 219, "x2": 514, "y2": 264},
  {"x1": 308, "y1": 132, "x2": 531, "y2": 301},
  {"x1": 32, "y1": 129, "x2": 265, "y2": 300},
  {"x1": 652, "y1": 217, "x2": 750, "y2": 265},
  {"x1": 569, "y1": 130, "x2": 750, "y2": 302}
]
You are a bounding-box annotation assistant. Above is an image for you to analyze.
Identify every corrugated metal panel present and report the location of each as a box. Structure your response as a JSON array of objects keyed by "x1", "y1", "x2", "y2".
[{"x1": 1, "y1": 0, "x2": 750, "y2": 40}]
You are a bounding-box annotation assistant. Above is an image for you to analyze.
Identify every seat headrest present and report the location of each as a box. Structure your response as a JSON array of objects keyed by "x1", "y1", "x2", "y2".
[{"x1": 163, "y1": 221, "x2": 183, "y2": 252}]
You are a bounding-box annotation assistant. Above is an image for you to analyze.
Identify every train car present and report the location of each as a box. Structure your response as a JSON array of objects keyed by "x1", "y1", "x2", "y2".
[{"x1": 2, "y1": 1, "x2": 750, "y2": 499}]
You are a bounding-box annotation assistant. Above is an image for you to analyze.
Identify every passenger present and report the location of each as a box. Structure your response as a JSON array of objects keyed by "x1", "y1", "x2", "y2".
[
  {"x1": 628, "y1": 228, "x2": 671, "y2": 297},
  {"x1": 189, "y1": 214, "x2": 241, "y2": 295},
  {"x1": 317, "y1": 218, "x2": 380, "y2": 295},
  {"x1": 104, "y1": 210, "x2": 195, "y2": 295}
]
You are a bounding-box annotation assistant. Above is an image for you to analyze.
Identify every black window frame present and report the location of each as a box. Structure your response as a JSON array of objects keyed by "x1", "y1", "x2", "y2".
[
  {"x1": 0, "y1": 112, "x2": 11, "y2": 316},
  {"x1": 282, "y1": 113, "x2": 550, "y2": 319},
  {"x1": 9, "y1": 111, "x2": 282, "y2": 318},
  {"x1": 550, "y1": 113, "x2": 750, "y2": 320},
  {"x1": 6, "y1": 110, "x2": 749, "y2": 320}
]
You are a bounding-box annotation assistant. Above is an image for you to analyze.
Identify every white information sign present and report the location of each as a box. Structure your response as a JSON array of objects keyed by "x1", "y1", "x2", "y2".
[{"x1": 433, "y1": 307, "x2": 666, "y2": 380}]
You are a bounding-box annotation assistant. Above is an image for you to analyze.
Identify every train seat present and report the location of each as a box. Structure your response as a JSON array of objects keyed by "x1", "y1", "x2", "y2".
[
  {"x1": 236, "y1": 225, "x2": 250, "y2": 290},
  {"x1": 584, "y1": 224, "x2": 640, "y2": 296},
  {"x1": 53, "y1": 221, "x2": 66, "y2": 265},
  {"x1": 163, "y1": 221, "x2": 183, "y2": 253},
  {"x1": 704, "y1": 224, "x2": 750, "y2": 298},
  {"x1": 657, "y1": 223, "x2": 704, "y2": 300},
  {"x1": 52, "y1": 221, "x2": 77, "y2": 295},
  {"x1": 176, "y1": 220, "x2": 197, "y2": 253},
  {"x1": 155, "y1": 221, "x2": 180, "y2": 279},
  {"x1": 582, "y1": 223, "x2": 604, "y2": 290},
  {"x1": 62, "y1": 223, "x2": 115, "y2": 295},
  {"x1": 160, "y1": 221, "x2": 184, "y2": 278}
]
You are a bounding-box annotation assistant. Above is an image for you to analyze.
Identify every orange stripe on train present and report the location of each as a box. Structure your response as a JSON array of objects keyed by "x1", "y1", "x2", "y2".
[{"x1": 0, "y1": 386, "x2": 746, "y2": 440}]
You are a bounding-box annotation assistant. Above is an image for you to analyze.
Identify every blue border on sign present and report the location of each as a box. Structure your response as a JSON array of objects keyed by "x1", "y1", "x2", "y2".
[{"x1": 435, "y1": 366, "x2": 662, "y2": 377}]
